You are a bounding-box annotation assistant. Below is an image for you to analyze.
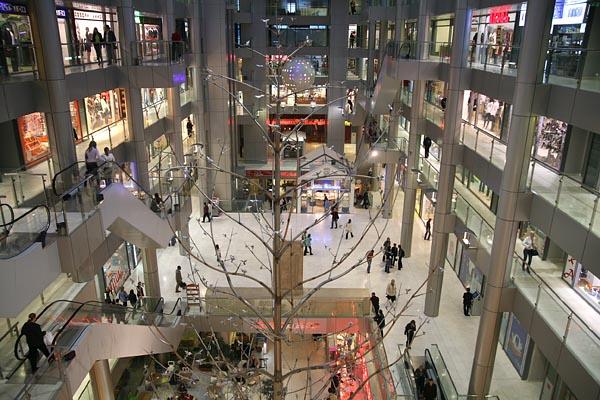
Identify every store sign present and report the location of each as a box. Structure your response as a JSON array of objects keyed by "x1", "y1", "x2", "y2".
[
  {"x1": 56, "y1": 8, "x2": 67, "y2": 18},
  {"x1": 490, "y1": 5, "x2": 511, "y2": 24},
  {"x1": 246, "y1": 170, "x2": 297, "y2": 178},
  {"x1": 0, "y1": 2, "x2": 27, "y2": 14},
  {"x1": 74, "y1": 10, "x2": 104, "y2": 21},
  {"x1": 268, "y1": 118, "x2": 327, "y2": 126}
]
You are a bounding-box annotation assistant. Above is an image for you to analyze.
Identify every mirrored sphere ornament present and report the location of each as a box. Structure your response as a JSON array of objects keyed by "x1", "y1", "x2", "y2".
[{"x1": 281, "y1": 58, "x2": 315, "y2": 92}]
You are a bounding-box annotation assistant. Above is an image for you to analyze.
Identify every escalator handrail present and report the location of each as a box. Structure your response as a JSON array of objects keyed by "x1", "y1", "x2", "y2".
[
  {"x1": 0, "y1": 204, "x2": 50, "y2": 230},
  {"x1": 0, "y1": 205, "x2": 51, "y2": 260},
  {"x1": 0, "y1": 203, "x2": 15, "y2": 232}
]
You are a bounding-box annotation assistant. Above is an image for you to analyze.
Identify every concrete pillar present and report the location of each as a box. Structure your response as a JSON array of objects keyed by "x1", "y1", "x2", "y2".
[
  {"x1": 27, "y1": 0, "x2": 77, "y2": 172},
  {"x1": 382, "y1": 163, "x2": 396, "y2": 219},
  {"x1": 424, "y1": 0, "x2": 471, "y2": 317},
  {"x1": 163, "y1": 0, "x2": 176, "y2": 42},
  {"x1": 400, "y1": 80, "x2": 425, "y2": 257},
  {"x1": 468, "y1": 0, "x2": 554, "y2": 395},
  {"x1": 188, "y1": 0, "x2": 208, "y2": 198},
  {"x1": 142, "y1": 248, "x2": 161, "y2": 298},
  {"x1": 90, "y1": 359, "x2": 115, "y2": 400},
  {"x1": 203, "y1": 0, "x2": 233, "y2": 201},
  {"x1": 400, "y1": 0, "x2": 429, "y2": 257},
  {"x1": 117, "y1": 1, "x2": 150, "y2": 190},
  {"x1": 167, "y1": 87, "x2": 184, "y2": 162}
]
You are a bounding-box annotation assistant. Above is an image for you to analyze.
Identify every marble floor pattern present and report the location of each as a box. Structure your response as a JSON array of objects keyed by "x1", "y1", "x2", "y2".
[{"x1": 128, "y1": 188, "x2": 544, "y2": 399}]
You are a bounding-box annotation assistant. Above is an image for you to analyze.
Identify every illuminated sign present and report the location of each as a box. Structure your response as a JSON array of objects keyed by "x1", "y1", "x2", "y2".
[
  {"x1": 56, "y1": 8, "x2": 67, "y2": 18},
  {"x1": 267, "y1": 118, "x2": 327, "y2": 126},
  {"x1": 490, "y1": 5, "x2": 511, "y2": 24},
  {"x1": 74, "y1": 10, "x2": 104, "y2": 21},
  {"x1": 246, "y1": 170, "x2": 297, "y2": 178},
  {"x1": 0, "y1": 2, "x2": 27, "y2": 14}
]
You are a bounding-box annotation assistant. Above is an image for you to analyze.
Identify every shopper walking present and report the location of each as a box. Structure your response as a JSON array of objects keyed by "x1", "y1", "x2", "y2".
[
  {"x1": 175, "y1": 266, "x2": 183, "y2": 293},
  {"x1": 186, "y1": 117, "x2": 194, "y2": 137},
  {"x1": 366, "y1": 249, "x2": 374, "y2": 273},
  {"x1": 423, "y1": 136, "x2": 432, "y2": 158},
  {"x1": 404, "y1": 320, "x2": 416, "y2": 348},
  {"x1": 100, "y1": 147, "x2": 115, "y2": 184},
  {"x1": 370, "y1": 292, "x2": 380, "y2": 315},
  {"x1": 384, "y1": 248, "x2": 393, "y2": 273},
  {"x1": 330, "y1": 207, "x2": 339, "y2": 229},
  {"x1": 128, "y1": 289, "x2": 138, "y2": 308},
  {"x1": 104, "y1": 25, "x2": 117, "y2": 65},
  {"x1": 21, "y1": 313, "x2": 51, "y2": 373},
  {"x1": 424, "y1": 218, "x2": 432, "y2": 240},
  {"x1": 350, "y1": 0, "x2": 357, "y2": 14},
  {"x1": 84, "y1": 140, "x2": 100, "y2": 178},
  {"x1": 202, "y1": 202, "x2": 211, "y2": 222},
  {"x1": 117, "y1": 286, "x2": 128, "y2": 306},
  {"x1": 91, "y1": 27, "x2": 103, "y2": 65},
  {"x1": 522, "y1": 231, "x2": 537, "y2": 273},
  {"x1": 386, "y1": 279, "x2": 397, "y2": 305},
  {"x1": 414, "y1": 365, "x2": 426, "y2": 396},
  {"x1": 136, "y1": 282, "x2": 145, "y2": 306},
  {"x1": 390, "y1": 243, "x2": 398, "y2": 266},
  {"x1": 397, "y1": 244, "x2": 405, "y2": 270},
  {"x1": 323, "y1": 194, "x2": 330, "y2": 212},
  {"x1": 382, "y1": 237, "x2": 391, "y2": 261},
  {"x1": 215, "y1": 244, "x2": 224, "y2": 267},
  {"x1": 463, "y1": 287, "x2": 473, "y2": 316},
  {"x1": 375, "y1": 309, "x2": 385, "y2": 337},
  {"x1": 303, "y1": 233, "x2": 313, "y2": 255},
  {"x1": 345, "y1": 219, "x2": 354, "y2": 239},
  {"x1": 423, "y1": 378, "x2": 438, "y2": 400}
]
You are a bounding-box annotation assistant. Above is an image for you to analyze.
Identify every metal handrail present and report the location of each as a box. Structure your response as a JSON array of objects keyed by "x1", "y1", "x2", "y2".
[{"x1": 0, "y1": 205, "x2": 51, "y2": 259}]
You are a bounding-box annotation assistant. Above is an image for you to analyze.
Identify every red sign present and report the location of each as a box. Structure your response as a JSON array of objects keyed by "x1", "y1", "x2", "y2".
[
  {"x1": 490, "y1": 5, "x2": 511, "y2": 24},
  {"x1": 246, "y1": 170, "x2": 297, "y2": 178},
  {"x1": 267, "y1": 118, "x2": 327, "y2": 126}
]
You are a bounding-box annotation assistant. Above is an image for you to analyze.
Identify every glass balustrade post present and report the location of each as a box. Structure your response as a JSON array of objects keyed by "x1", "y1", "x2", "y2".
[
  {"x1": 527, "y1": 160, "x2": 535, "y2": 190},
  {"x1": 534, "y1": 284, "x2": 541, "y2": 307},
  {"x1": 474, "y1": 130, "x2": 479, "y2": 151},
  {"x1": 556, "y1": 176, "x2": 563, "y2": 206},
  {"x1": 10, "y1": 176, "x2": 18, "y2": 207},
  {"x1": 590, "y1": 196, "x2": 599, "y2": 230},
  {"x1": 563, "y1": 313, "x2": 572, "y2": 342},
  {"x1": 489, "y1": 139, "x2": 494, "y2": 162}
]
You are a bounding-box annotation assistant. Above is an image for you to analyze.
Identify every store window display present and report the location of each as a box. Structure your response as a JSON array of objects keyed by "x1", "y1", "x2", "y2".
[
  {"x1": 462, "y1": 90, "x2": 511, "y2": 140},
  {"x1": 18, "y1": 112, "x2": 49, "y2": 167},
  {"x1": 469, "y1": 5, "x2": 521, "y2": 68},
  {"x1": 533, "y1": 116, "x2": 568, "y2": 171}
]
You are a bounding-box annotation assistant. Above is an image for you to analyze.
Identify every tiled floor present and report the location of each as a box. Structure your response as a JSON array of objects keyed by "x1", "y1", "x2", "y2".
[{"x1": 125, "y1": 187, "x2": 543, "y2": 399}]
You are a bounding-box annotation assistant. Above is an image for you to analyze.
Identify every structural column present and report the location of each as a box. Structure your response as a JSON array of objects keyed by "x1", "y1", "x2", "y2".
[
  {"x1": 400, "y1": 80, "x2": 425, "y2": 256},
  {"x1": 27, "y1": 0, "x2": 77, "y2": 173},
  {"x1": 468, "y1": 0, "x2": 554, "y2": 395},
  {"x1": 382, "y1": 163, "x2": 396, "y2": 219},
  {"x1": 117, "y1": 0, "x2": 150, "y2": 190},
  {"x1": 90, "y1": 359, "x2": 115, "y2": 400},
  {"x1": 167, "y1": 88, "x2": 184, "y2": 162},
  {"x1": 424, "y1": 0, "x2": 471, "y2": 317},
  {"x1": 400, "y1": 0, "x2": 429, "y2": 257},
  {"x1": 142, "y1": 248, "x2": 161, "y2": 298}
]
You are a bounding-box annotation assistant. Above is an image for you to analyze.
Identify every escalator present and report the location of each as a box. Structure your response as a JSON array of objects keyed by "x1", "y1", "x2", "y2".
[
  {"x1": 5, "y1": 298, "x2": 185, "y2": 400},
  {"x1": 0, "y1": 203, "x2": 51, "y2": 259},
  {"x1": 51, "y1": 159, "x2": 189, "y2": 248}
]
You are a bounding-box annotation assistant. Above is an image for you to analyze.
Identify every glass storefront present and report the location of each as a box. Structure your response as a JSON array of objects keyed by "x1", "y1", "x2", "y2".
[
  {"x1": 462, "y1": 90, "x2": 512, "y2": 141},
  {"x1": 135, "y1": 14, "x2": 162, "y2": 57},
  {"x1": 470, "y1": 5, "x2": 522, "y2": 67},
  {"x1": 141, "y1": 87, "x2": 168, "y2": 128},
  {"x1": 103, "y1": 242, "x2": 141, "y2": 295},
  {"x1": 269, "y1": 25, "x2": 329, "y2": 47},
  {"x1": 0, "y1": 4, "x2": 34, "y2": 74},
  {"x1": 84, "y1": 89, "x2": 124, "y2": 134},
  {"x1": 563, "y1": 257, "x2": 600, "y2": 312},
  {"x1": 533, "y1": 116, "x2": 569, "y2": 171},
  {"x1": 70, "y1": 101, "x2": 83, "y2": 143},
  {"x1": 18, "y1": 112, "x2": 49, "y2": 167}
]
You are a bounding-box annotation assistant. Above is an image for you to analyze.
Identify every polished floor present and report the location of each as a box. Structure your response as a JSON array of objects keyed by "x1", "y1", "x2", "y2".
[{"x1": 125, "y1": 187, "x2": 543, "y2": 399}]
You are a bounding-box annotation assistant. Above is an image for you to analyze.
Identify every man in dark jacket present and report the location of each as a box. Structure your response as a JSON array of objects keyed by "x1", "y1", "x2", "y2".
[
  {"x1": 463, "y1": 287, "x2": 474, "y2": 316},
  {"x1": 375, "y1": 309, "x2": 385, "y2": 337},
  {"x1": 202, "y1": 202, "x2": 211, "y2": 222},
  {"x1": 21, "y1": 313, "x2": 51, "y2": 373},
  {"x1": 414, "y1": 365, "x2": 426, "y2": 395},
  {"x1": 423, "y1": 378, "x2": 437, "y2": 400},
  {"x1": 104, "y1": 25, "x2": 117, "y2": 65},
  {"x1": 391, "y1": 243, "x2": 398, "y2": 266},
  {"x1": 370, "y1": 292, "x2": 380, "y2": 315},
  {"x1": 404, "y1": 320, "x2": 416, "y2": 348},
  {"x1": 423, "y1": 136, "x2": 432, "y2": 158}
]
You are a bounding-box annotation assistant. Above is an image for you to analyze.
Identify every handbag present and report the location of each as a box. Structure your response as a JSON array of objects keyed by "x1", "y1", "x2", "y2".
[{"x1": 531, "y1": 249, "x2": 539, "y2": 256}]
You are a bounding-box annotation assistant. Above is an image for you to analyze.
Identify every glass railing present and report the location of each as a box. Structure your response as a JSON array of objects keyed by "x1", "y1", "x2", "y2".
[
  {"x1": 426, "y1": 345, "x2": 459, "y2": 400},
  {"x1": 468, "y1": 44, "x2": 520, "y2": 77},
  {"x1": 180, "y1": 86, "x2": 193, "y2": 105},
  {"x1": 265, "y1": 5, "x2": 329, "y2": 16},
  {"x1": 4, "y1": 171, "x2": 51, "y2": 208},
  {"x1": 0, "y1": 204, "x2": 50, "y2": 259},
  {"x1": 205, "y1": 291, "x2": 372, "y2": 317},
  {"x1": 451, "y1": 190, "x2": 495, "y2": 253},
  {"x1": 509, "y1": 260, "x2": 600, "y2": 384},
  {"x1": 460, "y1": 121, "x2": 506, "y2": 169},
  {"x1": 396, "y1": 346, "x2": 418, "y2": 399},
  {"x1": 132, "y1": 40, "x2": 186, "y2": 65},
  {"x1": 385, "y1": 40, "x2": 452, "y2": 63},
  {"x1": 143, "y1": 98, "x2": 169, "y2": 128},
  {"x1": 526, "y1": 160, "x2": 600, "y2": 238},
  {"x1": 0, "y1": 322, "x2": 23, "y2": 380},
  {"x1": 545, "y1": 47, "x2": 600, "y2": 94},
  {"x1": 424, "y1": 102, "x2": 444, "y2": 128},
  {"x1": 365, "y1": 320, "x2": 396, "y2": 399},
  {"x1": 61, "y1": 41, "x2": 122, "y2": 71},
  {"x1": 0, "y1": 43, "x2": 38, "y2": 80},
  {"x1": 10, "y1": 298, "x2": 182, "y2": 399},
  {"x1": 51, "y1": 156, "x2": 185, "y2": 233}
]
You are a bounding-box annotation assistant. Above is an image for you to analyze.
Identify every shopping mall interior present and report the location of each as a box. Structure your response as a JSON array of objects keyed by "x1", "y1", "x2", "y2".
[{"x1": 0, "y1": 0, "x2": 599, "y2": 399}]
